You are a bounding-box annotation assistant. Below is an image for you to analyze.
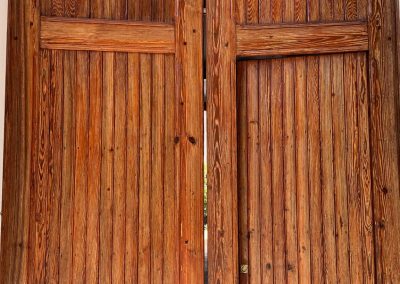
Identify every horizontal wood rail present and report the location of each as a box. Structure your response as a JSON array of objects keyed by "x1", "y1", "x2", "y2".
[
  {"x1": 236, "y1": 22, "x2": 368, "y2": 57},
  {"x1": 40, "y1": 17, "x2": 175, "y2": 53}
]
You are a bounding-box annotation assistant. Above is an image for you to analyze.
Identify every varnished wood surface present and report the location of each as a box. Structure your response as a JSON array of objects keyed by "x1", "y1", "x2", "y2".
[
  {"x1": 207, "y1": 0, "x2": 238, "y2": 283},
  {"x1": 213, "y1": 0, "x2": 399, "y2": 283},
  {"x1": 2, "y1": 0, "x2": 400, "y2": 282},
  {"x1": 175, "y1": 0, "x2": 204, "y2": 282},
  {"x1": 236, "y1": 22, "x2": 368, "y2": 57},
  {"x1": 2, "y1": 0, "x2": 203, "y2": 282},
  {"x1": 369, "y1": 0, "x2": 400, "y2": 281},
  {"x1": 41, "y1": 17, "x2": 175, "y2": 53}
]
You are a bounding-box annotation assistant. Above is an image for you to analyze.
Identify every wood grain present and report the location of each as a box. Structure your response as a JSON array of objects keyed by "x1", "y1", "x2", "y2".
[
  {"x1": 207, "y1": 0, "x2": 238, "y2": 282},
  {"x1": 369, "y1": 0, "x2": 400, "y2": 281},
  {"x1": 175, "y1": 0, "x2": 204, "y2": 282},
  {"x1": 236, "y1": 22, "x2": 368, "y2": 57},
  {"x1": 40, "y1": 17, "x2": 175, "y2": 53}
]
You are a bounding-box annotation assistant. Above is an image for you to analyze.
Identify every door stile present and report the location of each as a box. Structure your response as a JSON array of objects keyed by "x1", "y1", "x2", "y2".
[
  {"x1": 368, "y1": 0, "x2": 400, "y2": 281},
  {"x1": 175, "y1": 0, "x2": 204, "y2": 283},
  {"x1": 207, "y1": 0, "x2": 239, "y2": 283}
]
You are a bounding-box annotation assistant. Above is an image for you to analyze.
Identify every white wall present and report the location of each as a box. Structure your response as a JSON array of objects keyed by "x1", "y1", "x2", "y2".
[{"x1": 0, "y1": 0, "x2": 8, "y2": 233}]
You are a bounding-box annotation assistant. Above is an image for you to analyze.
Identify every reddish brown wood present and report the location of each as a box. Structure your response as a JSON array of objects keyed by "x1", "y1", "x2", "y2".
[
  {"x1": 175, "y1": 0, "x2": 204, "y2": 282},
  {"x1": 40, "y1": 17, "x2": 176, "y2": 53},
  {"x1": 236, "y1": 22, "x2": 368, "y2": 57},
  {"x1": 207, "y1": 0, "x2": 238, "y2": 282},
  {"x1": 369, "y1": 0, "x2": 400, "y2": 281}
]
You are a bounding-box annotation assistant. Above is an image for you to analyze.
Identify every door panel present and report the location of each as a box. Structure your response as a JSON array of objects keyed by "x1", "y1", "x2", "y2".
[
  {"x1": 208, "y1": 0, "x2": 400, "y2": 280},
  {"x1": 236, "y1": 2, "x2": 374, "y2": 283},
  {"x1": 237, "y1": 53, "x2": 375, "y2": 283},
  {"x1": 2, "y1": 0, "x2": 203, "y2": 282},
  {"x1": 35, "y1": 0, "x2": 179, "y2": 282},
  {"x1": 37, "y1": 49, "x2": 178, "y2": 283}
]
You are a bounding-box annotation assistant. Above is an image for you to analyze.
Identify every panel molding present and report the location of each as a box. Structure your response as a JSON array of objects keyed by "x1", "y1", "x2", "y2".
[
  {"x1": 40, "y1": 17, "x2": 176, "y2": 53},
  {"x1": 236, "y1": 22, "x2": 368, "y2": 57}
]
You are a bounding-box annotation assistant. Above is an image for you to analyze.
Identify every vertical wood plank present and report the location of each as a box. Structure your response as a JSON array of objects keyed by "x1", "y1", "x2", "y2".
[
  {"x1": 32, "y1": 48, "x2": 50, "y2": 284},
  {"x1": 59, "y1": 50, "x2": 76, "y2": 284},
  {"x1": 73, "y1": 49, "x2": 89, "y2": 283},
  {"x1": 283, "y1": 57, "x2": 298, "y2": 284},
  {"x1": 357, "y1": 52, "x2": 375, "y2": 283},
  {"x1": 308, "y1": 0, "x2": 320, "y2": 21},
  {"x1": 319, "y1": 55, "x2": 337, "y2": 283},
  {"x1": 259, "y1": 61, "x2": 274, "y2": 284},
  {"x1": 24, "y1": 0, "x2": 40, "y2": 281},
  {"x1": 237, "y1": 60, "x2": 249, "y2": 284},
  {"x1": 163, "y1": 54, "x2": 179, "y2": 284},
  {"x1": 113, "y1": 52, "x2": 127, "y2": 284},
  {"x1": 176, "y1": 0, "x2": 204, "y2": 282},
  {"x1": 151, "y1": 54, "x2": 165, "y2": 284},
  {"x1": 246, "y1": 60, "x2": 261, "y2": 284},
  {"x1": 306, "y1": 55, "x2": 324, "y2": 284},
  {"x1": 86, "y1": 51, "x2": 102, "y2": 284},
  {"x1": 331, "y1": 53, "x2": 351, "y2": 284},
  {"x1": 0, "y1": 0, "x2": 28, "y2": 282},
  {"x1": 344, "y1": 54, "x2": 364, "y2": 284},
  {"x1": 369, "y1": 0, "x2": 400, "y2": 281},
  {"x1": 207, "y1": 0, "x2": 238, "y2": 281},
  {"x1": 126, "y1": 52, "x2": 140, "y2": 284},
  {"x1": 271, "y1": 59, "x2": 285, "y2": 283},
  {"x1": 46, "y1": 47, "x2": 64, "y2": 284},
  {"x1": 294, "y1": 56, "x2": 311, "y2": 283},
  {"x1": 138, "y1": 53, "x2": 152, "y2": 283}
]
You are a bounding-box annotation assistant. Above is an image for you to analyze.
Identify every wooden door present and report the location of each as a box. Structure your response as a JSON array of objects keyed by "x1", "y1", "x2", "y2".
[
  {"x1": 1, "y1": 0, "x2": 203, "y2": 283},
  {"x1": 207, "y1": 0, "x2": 400, "y2": 283}
]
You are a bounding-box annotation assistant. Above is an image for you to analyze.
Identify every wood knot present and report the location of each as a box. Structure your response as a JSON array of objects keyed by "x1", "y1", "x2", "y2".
[
  {"x1": 174, "y1": 136, "x2": 180, "y2": 144},
  {"x1": 376, "y1": 220, "x2": 385, "y2": 229},
  {"x1": 188, "y1": 136, "x2": 196, "y2": 145}
]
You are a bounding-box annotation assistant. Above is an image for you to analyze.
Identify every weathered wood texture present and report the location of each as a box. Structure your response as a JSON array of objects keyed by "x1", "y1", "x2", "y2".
[
  {"x1": 1, "y1": 0, "x2": 203, "y2": 283},
  {"x1": 237, "y1": 52, "x2": 376, "y2": 283},
  {"x1": 236, "y1": 22, "x2": 368, "y2": 57},
  {"x1": 209, "y1": 0, "x2": 400, "y2": 283},
  {"x1": 207, "y1": 0, "x2": 238, "y2": 283},
  {"x1": 0, "y1": 0, "x2": 38, "y2": 283},
  {"x1": 369, "y1": 0, "x2": 400, "y2": 281},
  {"x1": 41, "y1": 17, "x2": 175, "y2": 53},
  {"x1": 175, "y1": 0, "x2": 204, "y2": 283}
]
